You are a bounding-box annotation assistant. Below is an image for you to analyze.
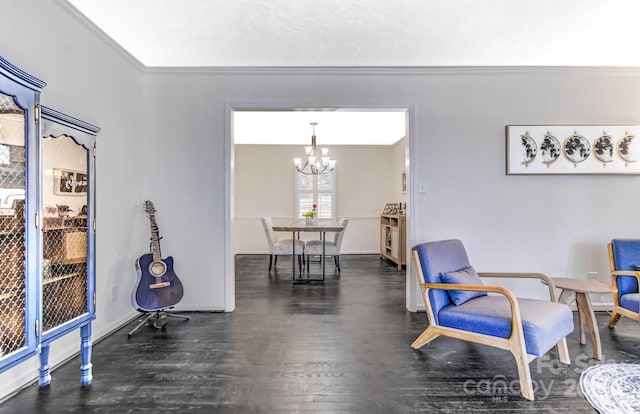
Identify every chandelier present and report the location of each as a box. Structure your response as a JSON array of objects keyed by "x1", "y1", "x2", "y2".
[{"x1": 293, "y1": 122, "x2": 336, "y2": 175}]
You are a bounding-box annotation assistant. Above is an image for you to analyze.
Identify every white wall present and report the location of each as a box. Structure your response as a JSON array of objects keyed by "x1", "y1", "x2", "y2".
[
  {"x1": 2, "y1": 0, "x2": 640, "y2": 401},
  {"x1": 393, "y1": 136, "x2": 409, "y2": 205},
  {"x1": 142, "y1": 68, "x2": 640, "y2": 310},
  {"x1": 1, "y1": 0, "x2": 146, "y2": 400},
  {"x1": 233, "y1": 144, "x2": 397, "y2": 254}
]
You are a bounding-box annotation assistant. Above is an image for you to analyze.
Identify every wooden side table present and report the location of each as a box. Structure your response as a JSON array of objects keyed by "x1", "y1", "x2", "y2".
[{"x1": 552, "y1": 277, "x2": 614, "y2": 360}]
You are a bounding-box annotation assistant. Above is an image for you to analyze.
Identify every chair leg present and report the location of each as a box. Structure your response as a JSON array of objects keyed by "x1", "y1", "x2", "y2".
[
  {"x1": 556, "y1": 337, "x2": 571, "y2": 365},
  {"x1": 335, "y1": 255, "x2": 340, "y2": 273},
  {"x1": 506, "y1": 321, "x2": 535, "y2": 400},
  {"x1": 512, "y1": 351, "x2": 534, "y2": 401},
  {"x1": 268, "y1": 255, "x2": 273, "y2": 272},
  {"x1": 608, "y1": 311, "x2": 622, "y2": 328},
  {"x1": 411, "y1": 326, "x2": 441, "y2": 349}
]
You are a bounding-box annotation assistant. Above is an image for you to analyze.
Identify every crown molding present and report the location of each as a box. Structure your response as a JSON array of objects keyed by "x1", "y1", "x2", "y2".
[
  {"x1": 142, "y1": 65, "x2": 640, "y2": 77},
  {"x1": 55, "y1": 0, "x2": 146, "y2": 72}
]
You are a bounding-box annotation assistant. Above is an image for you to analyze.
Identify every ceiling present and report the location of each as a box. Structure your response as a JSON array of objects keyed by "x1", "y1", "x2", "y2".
[
  {"x1": 62, "y1": 1, "x2": 640, "y2": 146},
  {"x1": 234, "y1": 110, "x2": 406, "y2": 145},
  {"x1": 66, "y1": 0, "x2": 640, "y2": 68}
]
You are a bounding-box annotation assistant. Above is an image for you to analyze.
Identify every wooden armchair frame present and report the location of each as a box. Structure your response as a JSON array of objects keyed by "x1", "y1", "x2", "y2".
[
  {"x1": 607, "y1": 243, "x2": 640, "y2": 327},
  {"x1": 412, "y1": 251, "x2": 570, "y2": 401}
]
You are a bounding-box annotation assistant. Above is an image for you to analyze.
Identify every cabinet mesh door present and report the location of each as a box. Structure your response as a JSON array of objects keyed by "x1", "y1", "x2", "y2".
[
  {"x1": 0, "y1": 92, "x2": 27, "y2": 355},
  {"x1": 41, "y1": 136, "x2": 88, "y2": 332}
]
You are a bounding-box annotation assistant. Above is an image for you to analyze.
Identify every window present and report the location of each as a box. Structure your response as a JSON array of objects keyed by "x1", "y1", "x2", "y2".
[{"x1": 295, "y1": 169, "x2": 336, "y2": 219}]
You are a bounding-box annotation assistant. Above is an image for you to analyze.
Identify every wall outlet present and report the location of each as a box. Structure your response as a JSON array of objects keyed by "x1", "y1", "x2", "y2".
[
  {"x1": 111, "y1": 286, "x2": 118, "y2": 301},
  {"x1": 588, "y1": 272, "x2": 597, "y2": 281}
]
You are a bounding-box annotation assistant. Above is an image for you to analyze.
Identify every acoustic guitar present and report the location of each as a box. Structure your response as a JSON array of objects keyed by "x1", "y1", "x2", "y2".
[{"x1": 132, "y1": 200, "x2": 184, "y2": 312}]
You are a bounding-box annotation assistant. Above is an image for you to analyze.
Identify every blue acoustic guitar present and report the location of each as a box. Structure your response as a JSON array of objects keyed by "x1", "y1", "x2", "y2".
[{"x1": 132, "y1": 201, "x2": 184, "y2": 312}]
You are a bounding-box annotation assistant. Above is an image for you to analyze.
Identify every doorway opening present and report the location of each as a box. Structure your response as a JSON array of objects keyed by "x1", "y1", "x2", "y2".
[{"x1": 225, "y1": 106, "x2": 413, "y2": 312}]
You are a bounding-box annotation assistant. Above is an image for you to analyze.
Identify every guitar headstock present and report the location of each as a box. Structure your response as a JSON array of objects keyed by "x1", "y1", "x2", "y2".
[{"x1": 144, "y1": 200, "x2": 156, "y2": 216}]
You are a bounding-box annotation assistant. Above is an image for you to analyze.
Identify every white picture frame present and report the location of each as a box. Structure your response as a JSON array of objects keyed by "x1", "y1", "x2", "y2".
[{"x1": 506, "y1": 125, "x2": 640, "y2": 175}]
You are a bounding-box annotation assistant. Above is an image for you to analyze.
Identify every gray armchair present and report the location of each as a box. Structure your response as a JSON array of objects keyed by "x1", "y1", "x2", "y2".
[
  {"x1": 411, "y1": 239, "x2": 573, "y2": 401},
  {"x1": 260, "y1": 217, "x2": 304, "y2": 273},
  {"x1": 305, "y1": 218, "x2": 348, "y2": 273}
]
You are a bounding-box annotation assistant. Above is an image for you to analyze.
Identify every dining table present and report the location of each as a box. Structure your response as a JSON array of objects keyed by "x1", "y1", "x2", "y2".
[{"x1": 272, "y1": 219, "x2": 345, "y2": 282}]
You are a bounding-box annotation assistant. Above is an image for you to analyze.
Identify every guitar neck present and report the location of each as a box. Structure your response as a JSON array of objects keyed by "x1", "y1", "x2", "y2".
[{"x1": 149, "y1": 214, "x2": 162, "y2": 261}]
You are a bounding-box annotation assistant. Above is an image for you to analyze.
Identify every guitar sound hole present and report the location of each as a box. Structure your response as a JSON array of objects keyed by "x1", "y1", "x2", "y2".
[{"x1": 149, "y1": 262, "x2": 166, "y2": 276}]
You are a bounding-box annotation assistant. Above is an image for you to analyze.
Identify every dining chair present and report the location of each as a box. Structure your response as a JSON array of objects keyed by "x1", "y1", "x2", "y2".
[
  {"x1": 412, "y1": 239, "x2": 573, "y2": 401},
  {"x1": 607, "y1": 239, "x2": 640, "y2": 327},
  {"x1": 260, "y1": 217, "x2": 304, "y2": 273},
  {"x1": 305, "y1": 218, "x2": 348, "y2": 273}
]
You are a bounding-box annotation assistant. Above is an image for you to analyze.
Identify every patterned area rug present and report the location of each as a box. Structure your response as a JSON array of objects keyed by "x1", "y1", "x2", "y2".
[{"x1": 580, "y1": 363, "x2": 640, "y2": 413}]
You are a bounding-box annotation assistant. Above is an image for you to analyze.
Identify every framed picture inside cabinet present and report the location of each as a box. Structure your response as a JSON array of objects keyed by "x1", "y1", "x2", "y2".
[
  {"x1": 53, "y1": 169, "x2": 87, "y2": 195},
  {"x1": 74, "y1": 172, "x2": 87, "y2": 193},
  {"x1": 401, "y1": 170, "x2": 407, "y2": 193}
]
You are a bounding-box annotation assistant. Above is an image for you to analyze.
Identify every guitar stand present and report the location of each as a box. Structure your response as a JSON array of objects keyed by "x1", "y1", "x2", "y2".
[{"x1": 127, "y1": 308, "x2": 190, "y2": 338}]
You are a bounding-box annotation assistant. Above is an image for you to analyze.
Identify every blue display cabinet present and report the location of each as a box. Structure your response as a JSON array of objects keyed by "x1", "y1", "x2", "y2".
[{"x1": 0, "y1": 55, "x2": 99, "y2": 387}]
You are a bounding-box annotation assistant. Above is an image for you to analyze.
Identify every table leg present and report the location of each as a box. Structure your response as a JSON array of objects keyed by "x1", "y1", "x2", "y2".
[
  {"x1": 292, "y1": 230, "x2": 326, "y2": 283},
  {"x1": 558, "y1": 289, "x2": 586, "y2": 345},
  {"x1": 558, "y1": 289, "x2": 575, "y2": 305},
  {"x1": 575, "y1": 292, "x2": 602, "y2": 360},
  {"x1": 321, "y1": 231, "x2": 326, "y2": 282},
  {"x1": 291, "y1": 231, "x2": 296, "y2": 281},
  {"x1": 577, "y1": 305, "x2": 586, "y2": 345}
]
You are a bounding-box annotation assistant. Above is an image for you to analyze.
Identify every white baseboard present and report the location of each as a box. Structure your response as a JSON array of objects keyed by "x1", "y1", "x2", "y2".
[{"x1": 587, "y1": 302, "x2": 614, "y2": 312}]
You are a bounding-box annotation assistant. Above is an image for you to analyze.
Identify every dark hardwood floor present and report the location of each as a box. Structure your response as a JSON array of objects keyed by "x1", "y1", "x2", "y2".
[{"x1": 1, "y1": 254, "x2": 639, "y2": 413}]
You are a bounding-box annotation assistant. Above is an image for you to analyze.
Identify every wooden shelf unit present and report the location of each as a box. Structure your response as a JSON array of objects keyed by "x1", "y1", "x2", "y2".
[{"x1": 380, "y1": 214, "x2": 406, "y2": 269}]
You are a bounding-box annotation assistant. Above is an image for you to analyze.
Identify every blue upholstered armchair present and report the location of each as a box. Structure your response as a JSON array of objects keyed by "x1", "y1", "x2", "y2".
[
  {"x1": 607, "y1": 239, "x2": 640, "y2": 327},
  {"x1": 412, "y1": 239, "x2": 573, "y2": 401}
]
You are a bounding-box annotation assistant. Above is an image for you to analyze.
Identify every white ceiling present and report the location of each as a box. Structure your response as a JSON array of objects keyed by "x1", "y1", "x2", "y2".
[
  {"x1": 62, "y1": 0, "x2": 640, "y2": 146},
  {"x1": 234, "y1": 111, "x2": 407, "y2": 145},
  {"x1": 66, "y1": 0, "x2": 640, "y2": 68}
]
